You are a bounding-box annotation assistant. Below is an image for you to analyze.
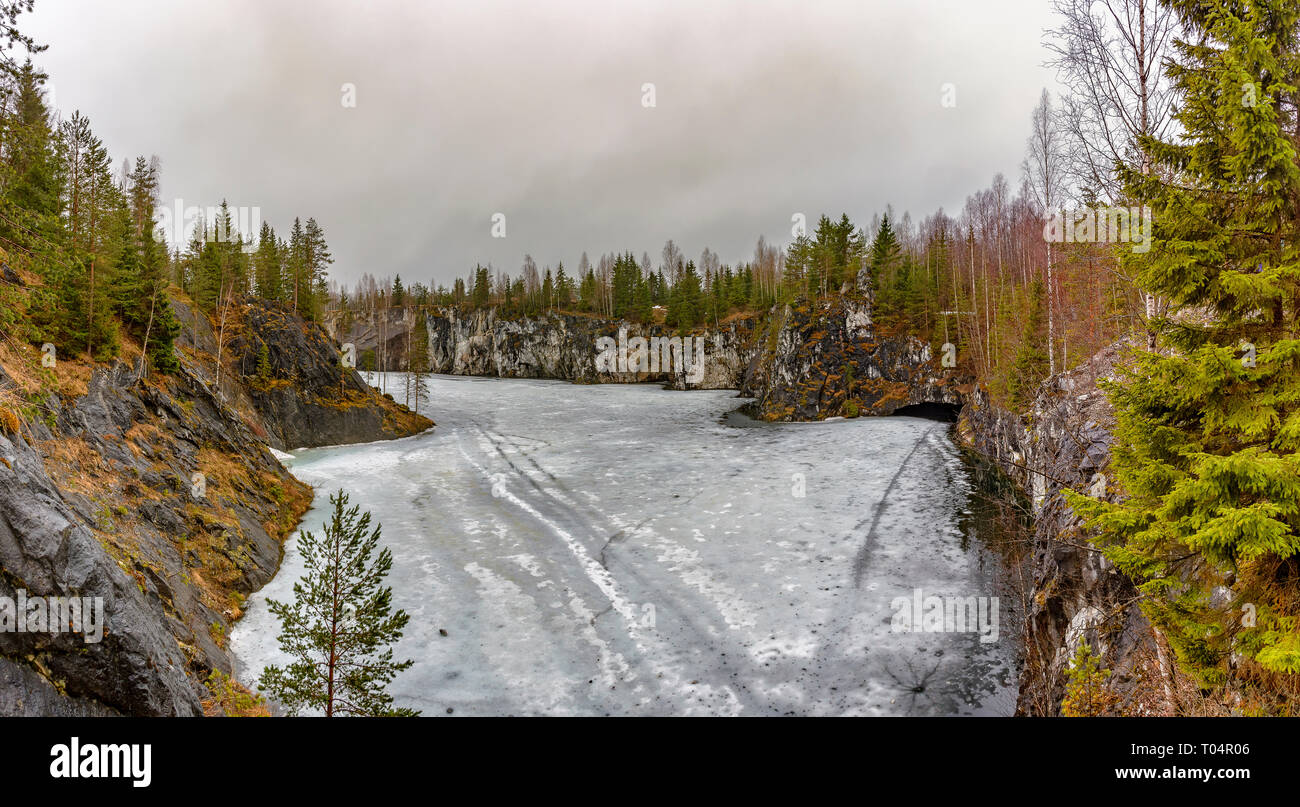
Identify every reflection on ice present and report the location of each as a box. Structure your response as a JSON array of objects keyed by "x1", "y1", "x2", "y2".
[{"x1": 233, "y1": 374, "x2": 1019, "y2": 715}]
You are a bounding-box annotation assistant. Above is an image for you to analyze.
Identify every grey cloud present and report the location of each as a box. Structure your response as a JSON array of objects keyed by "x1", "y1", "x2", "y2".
[{"x1": 28, "y1": 0, "x2": 1060, "y2": 286}]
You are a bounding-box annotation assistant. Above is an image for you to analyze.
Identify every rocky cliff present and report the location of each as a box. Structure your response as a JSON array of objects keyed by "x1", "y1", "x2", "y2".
[
  {"x1": 228, "y1": 302, "x2": 431, "y2": 449},
  {"x1": 0, "y1": 296, "x2": 430, "y2": 716},
  {"x1": 956, "y1": 341, "x2": 1177, "y2": 715},
  {"x1": 328, "y1": 306, "x2": 757, "y2": 390},
  {"x1": 740, "y1": 294, "x2": 963, "y2": 421},
  {"x1": 326, "y1": 300, "x2": 961, "y2": 417}
]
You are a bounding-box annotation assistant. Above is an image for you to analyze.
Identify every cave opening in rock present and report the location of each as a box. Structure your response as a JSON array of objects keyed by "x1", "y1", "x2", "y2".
[{"x1": 890, "y1": 402, "x2": 960, "y2": 423}]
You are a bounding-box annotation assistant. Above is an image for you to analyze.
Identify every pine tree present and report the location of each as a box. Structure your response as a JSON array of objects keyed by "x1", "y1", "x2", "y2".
[
  {"x1": 1068, "y1": 0, "x2": 1300, "y2": 687},
  {"x1": 55, "y1": 112, "x2": 122, "y2": 359},
  {"x1": 258, "y1": 490, "x2": 419, "y2": 717},
  {"x1": 784, "y1": 234, "x2": 811, "y2": 300}
]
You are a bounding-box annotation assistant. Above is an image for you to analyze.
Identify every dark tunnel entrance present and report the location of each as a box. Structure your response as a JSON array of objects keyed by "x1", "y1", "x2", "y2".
[{"x1": 890, "y1": 402, "x2": 961, "y2": 423}]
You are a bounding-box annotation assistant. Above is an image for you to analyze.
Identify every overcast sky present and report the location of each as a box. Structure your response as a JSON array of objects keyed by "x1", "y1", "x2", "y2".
[{"x1": 25, "y1": 0, "x2": 1061, "y2": 289}]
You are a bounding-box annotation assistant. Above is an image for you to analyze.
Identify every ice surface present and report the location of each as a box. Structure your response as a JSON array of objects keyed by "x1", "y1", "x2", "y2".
[{"x1": 231, "y1": 374, "x2": 1018, "y2": 715}]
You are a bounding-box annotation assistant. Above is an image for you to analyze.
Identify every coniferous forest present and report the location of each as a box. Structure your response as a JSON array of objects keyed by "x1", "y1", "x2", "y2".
[{"x1": 1, "y1": 35, "x2": 335, "y2": 375}]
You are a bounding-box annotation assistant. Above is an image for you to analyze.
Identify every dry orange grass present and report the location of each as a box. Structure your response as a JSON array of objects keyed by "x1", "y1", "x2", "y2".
[
  {"x1": 0, "y1": 340, "x2": 48, "y2": 396},
  {"x1": 123, "y1": 422, "x2": 165, "y2": 457},
  {"x1": 195, "y1": 446, "x2": 252, "y2": 492},
  {"x1": 0, "y1": 383, "x2": 23, "y2": 435},
  {"x1": 52, "y1": 358, "x2": 91, "y2": 398},
  {"x1": 0, "y1": 405, "x2": 18, "y2": 435},
  {"x1": 38, "y1": 436, "x2": 110, "y2": 496},
  {"x1": 1, "y1": 326, "x2": 121, "y2": 403},
  {"x1": 719, "y1": 310, "x2": 760, "y2": 326}
]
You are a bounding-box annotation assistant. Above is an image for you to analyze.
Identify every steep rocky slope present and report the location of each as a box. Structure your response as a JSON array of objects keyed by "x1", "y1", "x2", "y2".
[
  {"x1": 0, "y1": 353, "x2": 306, "y2": 715},
  {"x1": 0, "y1": 396, "x2": 202, "y2": 716},
  {"x1": 0, "y1": 296, "x2": 430, "y2": 716},
  {"x1": 174, "y1": 298, "x2": 432, "y2": 450},
  {"x1": 957, "y1": 342, "x2": 1177, "y2": 715},
  {"x1": 227, "y1": 302, "x2": 432, "y2": 449}
]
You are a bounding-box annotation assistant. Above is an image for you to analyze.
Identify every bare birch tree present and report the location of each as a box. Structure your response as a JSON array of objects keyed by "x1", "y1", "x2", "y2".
[
  {"x1": 1024, "y1": 89, "x2": 1063, "y2": 376},
  {"x1": 1044, "y1": 0, "x2": 1177, "y2": 347}
]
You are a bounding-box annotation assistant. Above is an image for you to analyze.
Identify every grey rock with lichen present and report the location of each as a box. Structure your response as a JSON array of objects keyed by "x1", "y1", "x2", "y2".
[{"x1": 956, "y1": 340, "x2": 1166, "y2": 715}]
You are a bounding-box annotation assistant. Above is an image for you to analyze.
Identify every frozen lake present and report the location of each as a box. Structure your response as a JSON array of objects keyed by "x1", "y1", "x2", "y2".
[{"x1": 232, "y1": 374, "x2": 1018, "y2": 715}]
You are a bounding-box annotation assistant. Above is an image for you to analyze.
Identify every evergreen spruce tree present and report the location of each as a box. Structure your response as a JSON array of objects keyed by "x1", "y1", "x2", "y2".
[
  {"x1": 1061, "y1": 642, "x2": 1120, "y2": 717},
  {"x1": 471, "y1": 263, "x2": 490, "y2": 308},
  {"x1": 303, "y1": 217, "x2": 332, "y2": 320},
  {"x1": 1009, "y1": 279, "x2": 1050, "y2": 410},
  {"x1": 1068, "y1": 0, "x2": 1300, "y2": 687},
  {"x1": 578, "y1": 267, "x2": 597, "y2": 312},
  {"x1": 258, "y1": 490, "x2": 419, "y2": 717},
  {"x1": 554, "y1": 261, "x2": 571, "y2": 309},
  {"x1": 669, "y1": 260, "x2": 701, "y2": 332},
  {"x1": 1, "y1": 61, "x2": 62, "y2": 244},
  {"x1": 1, "y1": 61, "x2": 67, "y2": 350},
  {"x1": 730, "y1": 264, "x2": 748, "y2": 309},
  {"x1": 541, "y1": 267, "x2": 554, "y2": 312},
  {"x1": 510, "y1": 276, "x2": 524, "y2": 313},
  {"x1": 116, "y1": 156, "x2": 180, "y2": 374},
  {"x1": 287, "y1": 217, "x2": 307, "y2": 315},
  {"x1": 868, "y1": 212, "x2": 902, "y2": 320},
  {"x1": 638, "y1": 271, "x2": 657, "y2": 324},
  {"x1": 188, "y1": 217, "x2": 222, "y2": 312},
  {"x1": 253, "y1": 220, "x2": 283, "y2": 301},
  {"x1": 255, "y1": 340, "x2": 272, "y2": 385}
]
